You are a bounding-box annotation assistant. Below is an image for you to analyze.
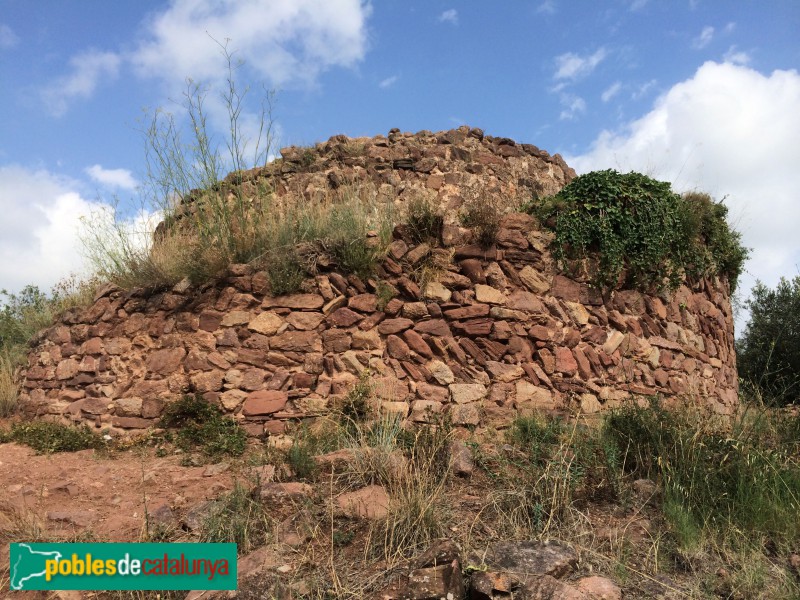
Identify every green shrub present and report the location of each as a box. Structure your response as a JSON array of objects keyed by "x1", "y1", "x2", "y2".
[
  {"x1": 4, "y1": 421, "x2": 104, "y2": 454},
  {"x1": 530, "y1": 170, "x2": 748, "y2": 292},
  {"x1": 159, "y1": 395, "x2": 247, "y2": 459},
  {"x1": 736, "y1": 276, "x2": 800, "y2": 406},
  {"x1": 287, "y1": 439, "x2": 317, "y2": 481}
]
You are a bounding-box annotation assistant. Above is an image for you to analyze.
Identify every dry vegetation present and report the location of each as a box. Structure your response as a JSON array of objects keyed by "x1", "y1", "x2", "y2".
[{"x1": 3, "y1": 388, "x2": 799, "y2": 599}]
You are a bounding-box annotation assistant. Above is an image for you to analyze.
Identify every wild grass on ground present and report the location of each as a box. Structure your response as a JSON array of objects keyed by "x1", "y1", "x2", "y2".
[
  {"x1": 2, "y1": 394, "x2": 798, "y2": 599},
  {"x1": 233, "y1": 398, "x2": 800, "y2": 598},
  {"x1": 605, "y1": 398, "x2": 800, "y2": 552}
]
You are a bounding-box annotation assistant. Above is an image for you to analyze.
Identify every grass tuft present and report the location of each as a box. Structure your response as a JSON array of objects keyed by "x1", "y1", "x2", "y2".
[
  {"x1": 0, "y1": 351, "x2": 19, "y2": 418},
  {"x1": 460, "y1": 197, "x2": 501, "y2": 248},
  {"x1": 405, "y1": 195, "x2": 443, "y2": 243},
  {"x1": 201, "y1": 482, "x2": 274, "y2": 554}
]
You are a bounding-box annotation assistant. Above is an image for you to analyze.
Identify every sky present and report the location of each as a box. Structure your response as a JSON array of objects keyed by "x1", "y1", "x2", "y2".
[{"x1": 0, "y1": 0, "x2": 798, "y2": 333}]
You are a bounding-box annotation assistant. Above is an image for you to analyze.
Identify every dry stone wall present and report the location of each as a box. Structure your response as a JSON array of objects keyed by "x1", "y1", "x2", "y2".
[
  {"x1": 167, "y1": 125, "x2": 576, "y2": 239},
  {"x1": 19, "y1": 128, "x2": 738, "y2": 435}
]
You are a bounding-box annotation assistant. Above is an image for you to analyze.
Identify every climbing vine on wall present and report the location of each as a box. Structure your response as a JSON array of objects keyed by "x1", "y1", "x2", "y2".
[{"x1": 530, "y1": 170, "x2": 748, "y2": 293}]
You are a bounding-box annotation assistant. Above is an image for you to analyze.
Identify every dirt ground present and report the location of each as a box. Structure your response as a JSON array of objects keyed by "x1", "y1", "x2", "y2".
[{"x1": 0, "y1": 439, "x2": 243, "y2": 597}]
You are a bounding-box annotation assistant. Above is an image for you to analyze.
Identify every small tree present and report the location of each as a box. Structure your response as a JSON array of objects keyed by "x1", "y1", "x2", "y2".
[{"x1": 736, "y1": 276, "x2": 800, "y2": 406}]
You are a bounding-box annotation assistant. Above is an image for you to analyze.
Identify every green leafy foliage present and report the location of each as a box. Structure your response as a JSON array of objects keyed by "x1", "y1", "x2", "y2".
[
  {"x1": 531, "y1": 170, "x2": 748, "y2": 292},
  {"x1": 0, "y1": 286, "x2": 53, "y2": 352},
  {"x1": 2, "y1": 421, "x2": 104, "y2": 454},
  {"x1": 736, "y1": 276, "x2": 800, "y2": 406},
  {"x1": 159, "y1": 394, "x2": 247, "y2": 459}
]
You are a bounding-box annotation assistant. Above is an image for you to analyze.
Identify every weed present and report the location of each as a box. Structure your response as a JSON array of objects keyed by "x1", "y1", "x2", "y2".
[
  {"x1": 0, "y1": 350, "x2": 19, "y2": 417},
  {"x1": 340, "y1": 371, "x2": 373, "y2": 425},
  {"x1": 368, "y1": 417, "x2": 453, "y2": 562},
  {"x1": 460, "y1": 198, "x2": 501, "y2": 248},
  {"x1": 470, "y1": 414, "x2": 622, "y2": 540},
  {"x1": 604, "y1": 398, "x2": 800, "y2": 550},
  {"x1": 3, "y1": 420, "x2": 104, "y2": 454},
  {"x1": 508, "y1": 414, "x2": 564, "y2": 464},
  {"x1": 267, "y1": 255, "x2": 307, "y2": 295},
  {"x1": 340, "y1": 140, "x2": 366, "y2": 157},
  {"x1": 301, "y1": 148, "x2": 317, "y2": 166},
  {"x1": 375, "y1": 280, "x2": 397, "y2": 311},
  {"x1": 159, "y1": 394, "x2": 247, "y2": 460},
  {"x1": 409, "y1": 248, "x2": 453, "y2": 290},
  {"x1": 332, "y1": 528, "x2": 355, "y2": 547},
  {"x1": 405, "y1": 196, "x2": 443, "y2": 243},
  {"x1": 201, "y1": 482, "x2": 274, "y2": 554},
  {"x1": 287, "y1": 438, "x2": 317, "y2": 481}
]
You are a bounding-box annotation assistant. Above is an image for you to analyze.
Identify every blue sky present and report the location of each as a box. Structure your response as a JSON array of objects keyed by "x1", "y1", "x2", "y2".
[{"x1": 1, "y1": 1, "x2": 798, "y2": 331}]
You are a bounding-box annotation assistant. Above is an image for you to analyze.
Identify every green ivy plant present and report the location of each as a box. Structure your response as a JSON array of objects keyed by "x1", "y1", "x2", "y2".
[{"x1": 530, "y1": 170, "x2": 748, "y2": 293}]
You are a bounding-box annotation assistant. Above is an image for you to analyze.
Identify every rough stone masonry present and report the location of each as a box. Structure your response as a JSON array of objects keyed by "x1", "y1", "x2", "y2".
[{"x1": 18, "y1": 127, "x2": 738, "y2": 436}]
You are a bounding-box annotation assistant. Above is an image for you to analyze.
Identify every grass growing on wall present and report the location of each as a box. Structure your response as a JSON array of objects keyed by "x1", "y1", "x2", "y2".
[
  {"x1": 79, "y1": 42, "x2": 394, "y2": 296},
  {"x1": 82, "y1": 182, "x2": 394, "y2": 295}
]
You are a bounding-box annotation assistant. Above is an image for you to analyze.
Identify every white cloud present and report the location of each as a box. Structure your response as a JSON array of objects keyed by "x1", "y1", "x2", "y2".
[
  {"x1": 692, "y1": 26, "x2": 714, "y2": 49},
  {"x1": 0, "y1": 166, "x2": 97, "y2": 292},
  {"x1": 85, "y1": 165, "x2": 138, "y2": 190},
  {"x1": 438, "y1": 9, "x2": 458, "y2": 24},
  {"x1": 0, "y1": 165, "x2": 159, "y2": 295},
  {"x1": 0, "y1": 23, "x2": 19, "y2": 49},
  {"x1": 724, "y1": 45, "x2": 751, "y2": 66},
  {"x1": 631, "y1": 78, "x2": 657, "y2": 100},
  {"x1": 537, "y1": 1, "x2": 557, "y2": 15},
  {"x1": 566, "y1": 62, "x2": 800, "y2": 330},
  {"x1": 41, "y1": 50, "x2": 121, "y2": 117},
  {"x1": 723, "y1": 22, "x2": 736, "y2": 34},
  {"x1": 601, "y1": 82, "x2": 622, "y2": 102},
  {"x1": 628, "y1": 0, "x2": 648, "y2": 11},
  {"x1": 559, "y1": 94, "x2": 586, "y2": 120},
  {"x1": 130, "y1": 0, "x2": 371, "y2": 88},
  {"x1": 379, "y1": 75, "x2": 399, "y2": 89},
  {"x1": 554, "y1": 47, "x2": 607, "y2": 81}
]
